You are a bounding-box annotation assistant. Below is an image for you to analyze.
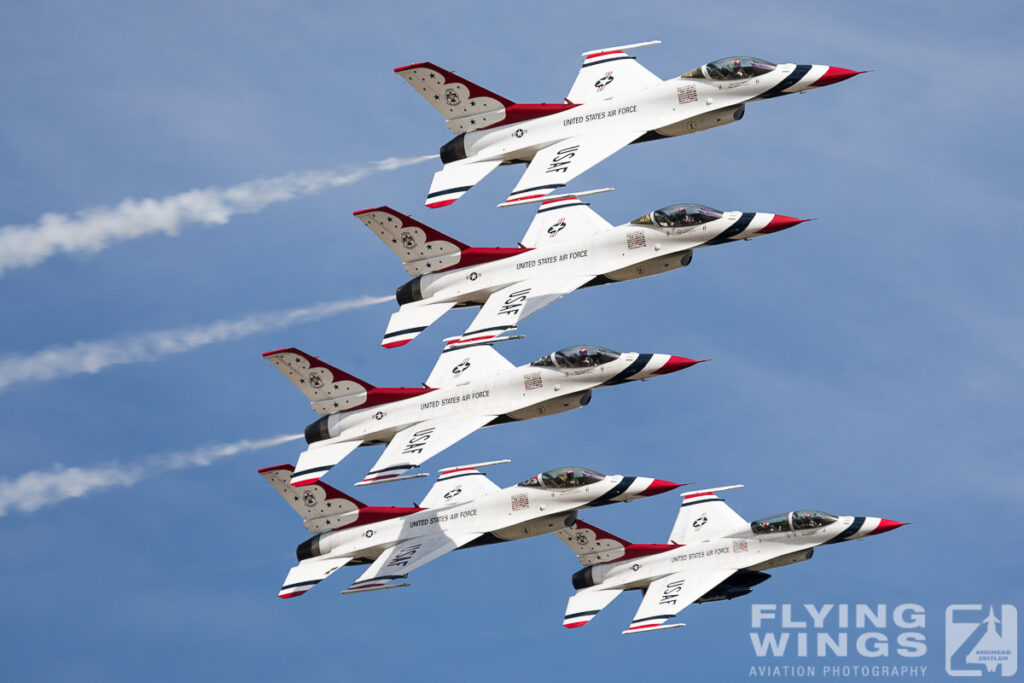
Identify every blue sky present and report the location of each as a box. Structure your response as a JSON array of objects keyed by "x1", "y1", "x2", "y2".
[{"x1": 1, "y1": 2, "x2": 1021, "y2": 680}]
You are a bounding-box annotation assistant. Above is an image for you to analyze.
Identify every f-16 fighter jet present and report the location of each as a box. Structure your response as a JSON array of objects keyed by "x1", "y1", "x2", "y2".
[
  {"x1": 356, "y1": 194, "x2": 808, "y2": 348},
  {"x1": 259, "y1": 460, "x2": 680, "y2": 598},
  {"x1": 263, "y1": 342, "x2": 700, "y2": 486},
  {"x1": 555, "y1": 485, "x2": 906, "y2": 634},
  {"x1": 395, "y1": 41, "x2": 863, "y2": 208}
]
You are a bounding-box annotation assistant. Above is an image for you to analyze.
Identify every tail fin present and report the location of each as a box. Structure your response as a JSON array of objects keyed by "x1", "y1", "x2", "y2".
[
  {"x1": 395, "y1": 62, "x2": 515, "y2": 134},
  {"x1": 258, "y1": 464, "x2": 366, "y2": 533},
  {"x1": 354, "y1": 207, "x2": 468, "y2": 276},
  {"x1": 555, "y1": 519, "x2": 633, "y2": 566},
  {"x1": 264, "y1": 347, "x2": 436, "y2": 416},
  {"x1": 263, "y1": 348, "x2": 376, "y2": 415},
  {"x1": 354, "y1": 206, "x2": 526, "y2": 274}
]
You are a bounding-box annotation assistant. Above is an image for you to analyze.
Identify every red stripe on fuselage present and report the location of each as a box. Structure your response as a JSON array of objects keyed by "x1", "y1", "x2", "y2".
[{"x1": 434, "y1": 246, "x2": 532, "y2": 273}]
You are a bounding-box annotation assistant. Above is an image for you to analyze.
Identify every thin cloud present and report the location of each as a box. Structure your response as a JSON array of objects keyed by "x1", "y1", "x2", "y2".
[
  {"x1": 0, "y1": 294, "x2": 392, "y2": 392},
  {"x1": 0, "y1": 433, "x2": 302, "y2": 516},
  {"x1": 0, "y1": 154, "x2": 436, "y2": 277}
]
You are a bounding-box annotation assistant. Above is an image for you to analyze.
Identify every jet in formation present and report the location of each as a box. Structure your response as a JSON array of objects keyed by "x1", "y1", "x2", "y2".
[
  {"x1": 263, "y1": 342, "x2": 701, "y2": 487},
  {"x1": 395, "y1": 41, "x2": 863, "y2": 208},
  {"x1": 356, "y1": 193, "x2": 808, "y2": 348},
  {"x1": 259, "y1": 460, "x2": 680, "y2": 597},
  {"x1": 555, "y1": 485, "x2": 906, "y2": 633}
]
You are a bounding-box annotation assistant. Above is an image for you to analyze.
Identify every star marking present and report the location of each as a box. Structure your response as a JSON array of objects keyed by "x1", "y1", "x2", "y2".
[{"x1": 433, "y1": 94, "x2": 440, "y2": 100}]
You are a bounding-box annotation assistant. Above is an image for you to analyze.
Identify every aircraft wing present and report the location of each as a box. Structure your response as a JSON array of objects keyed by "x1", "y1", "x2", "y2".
[
  {"x1": 419, "y1": 462, "x2": 501, "y2": 508},
  {"x1": 278, "y1": 556, "x2": 353, "y2": 598},
  {"x1": 358, "y1": 415, "x2": 497, "y2": 485},
  {"x1": 425, "y1": 342, "x2": 515, "y2": 389},
  {"x1": 426, "y1": 158, "x2": 503, "y2": 209},
  {"x1": 445, "y1": 275, "x2": 594, "y2": 347},
  {"x1": 502, "y1": 131, "x2": 645, "y2": 206},
  {"x1": 566, "y1": 42, "x2": 663, "y2": 104},
  {"x1": 342, "y1": 531, "x2": 482, "y2": 593},
  {"x1": 624, "y1": 569, "x2": 736, "y2": 634},
  {"x1": 668, "y1": 486, "x2": 747, "y2": 544},
  {"x1": 290, "y1": 438, "x2": 364, "y2": 487},
  {"x1": 519, "y1": 194, "x2": 613, "y2": 248},
  {"x1": 381, "y1": 300, "x2": 459, "y2": 348},
  {"x1": 563, "y1": 586, "x2": 624, "y2": 628}
]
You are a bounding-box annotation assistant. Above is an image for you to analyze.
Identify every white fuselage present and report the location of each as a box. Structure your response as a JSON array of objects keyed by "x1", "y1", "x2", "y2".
[
  {"x1": 316, "y1": 352, "x2": 656, "y2": 446},
  {"x1": 413, "y1": 212, "x2": 774, "y2": 307},
  {"x1": 309, "y1": 476, "x2": 644, "y2": 564},
  {"x1": 590, "y1": 516, "x2": 871, "y2": 592},
  {"x1": 461, "y1": 64, "x2": 817, "y2": 164}
]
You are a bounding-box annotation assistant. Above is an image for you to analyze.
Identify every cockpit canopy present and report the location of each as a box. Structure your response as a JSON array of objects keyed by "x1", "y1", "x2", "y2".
[
  {"x1": 750, "y1": 510, "x2": 838, "y2": 534},
  {"x1": 631, "y1": 203, "x2": 724, "y2": 231},
  {"x1": 519, "y1": 466, "x2": 606, "y2": 489},
  {"x1": 682, "y1": 56, "x2": 777, "y2": 81},
  {"x1": 531, "y1": 345, "x2": 621, "y2": 370}
]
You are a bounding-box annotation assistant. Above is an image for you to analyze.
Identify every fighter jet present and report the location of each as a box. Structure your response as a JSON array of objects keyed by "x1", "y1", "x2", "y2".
[
  {"x1": 259, "y1": 459, "x2": 680, "y2": 598},
  {"x1": 356, "y1": 193, "x2": 808, "y2": 348},
  {"x1": 555, "y1": 485, "x2": 906, "y2": 634},
  {"x1": 395, "y1": 41, "x2": 863, "y2": 208},
  {"x1": 263, "y1": 342, "x2": 700, "y2": 487}
]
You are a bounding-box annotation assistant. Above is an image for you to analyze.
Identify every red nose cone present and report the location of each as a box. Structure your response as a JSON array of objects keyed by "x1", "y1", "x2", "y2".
[
  {"x1": 642, "y1": 479, "x2": 683, "y2": 497},
  {"x1": 758, "y1": 215, "x2": 810, "y2": 235},
  {"x1": 814, "y1": 67, "x2": 865, "y2": 88},
  {"x1": 870, "y1": 519, "x2": 908, "y2": 536},
  {"x1": 655, "y1": 356, "x2": 703, "y2": 375}
]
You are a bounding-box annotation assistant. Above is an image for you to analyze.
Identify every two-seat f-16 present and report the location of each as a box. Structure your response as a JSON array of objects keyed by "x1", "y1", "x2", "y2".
[
  {"x1": 356, "y1": 194, "x2": 808, "y2": 348},
  {"x1": 259, "y1": 460, "x2": 680, "y2": 598},
  {"x1": 395, "y1": 41, "x2": 863, "y2": 208},
  {"x1": 263, "y1": 342, "x2": 701, "y2": 487},
  {"x1": 555, "y1": 485, "x2": 906, "y2": 634}
]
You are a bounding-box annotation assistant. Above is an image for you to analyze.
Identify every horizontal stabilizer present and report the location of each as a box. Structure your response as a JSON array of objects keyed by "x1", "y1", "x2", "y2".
[
  {"x1": 564, "y1": 587, "x2": 623, "y2": 628},
  {"x1": 291, "y1": 438, "x2": 364, "y2": 487},
  {"x1": 381, "y1": 301, "x2": 459, "y2": 348},
  {"x1": 279, "y1": 556, "x2": 352, "y2": 598},
  {"x1": 426, "y1": 158, "x2": 503, "y2": 209}
]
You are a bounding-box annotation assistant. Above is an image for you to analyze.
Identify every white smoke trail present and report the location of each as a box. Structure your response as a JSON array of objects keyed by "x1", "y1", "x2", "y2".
[
  {"x1": 0, "y1": 154, "x2": 437, "y2": 277},
  {"x1": 0, "y1": 294, "x2": 392, "y2": 392},
  {"x1": 0, "y1": 433, "x2": 302, "y2": 516}
]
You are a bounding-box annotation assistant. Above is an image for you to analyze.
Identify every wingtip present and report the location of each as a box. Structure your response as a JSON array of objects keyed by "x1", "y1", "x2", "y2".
[
  {"x1": 257, "y1": 464, "x2": 295, "y2": 474},
  {"x1": 426, "y1": 199, "x2": 458, "y2": 209}
]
